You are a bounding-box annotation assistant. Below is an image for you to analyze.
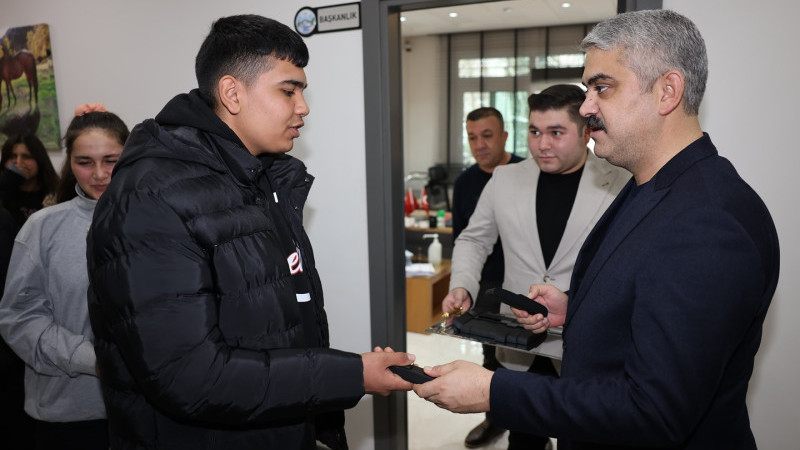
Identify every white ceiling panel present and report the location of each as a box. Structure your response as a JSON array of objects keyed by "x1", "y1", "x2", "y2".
[{"x1": 400, "y1": 0, "x2": 617, "y2": 36}]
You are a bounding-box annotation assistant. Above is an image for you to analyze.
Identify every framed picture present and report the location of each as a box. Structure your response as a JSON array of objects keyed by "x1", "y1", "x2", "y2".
[{"x1": 0, "y1": 23, "x2": 60, "y2": 151}]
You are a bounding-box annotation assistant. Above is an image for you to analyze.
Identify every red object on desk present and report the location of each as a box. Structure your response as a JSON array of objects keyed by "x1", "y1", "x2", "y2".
[{"x1": 404, "y1": 188, "x2": 418, "y2": 215}]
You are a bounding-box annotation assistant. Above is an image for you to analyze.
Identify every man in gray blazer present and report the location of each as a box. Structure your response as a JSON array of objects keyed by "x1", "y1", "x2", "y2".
[{"x1": 442, "y1": 84, "x2": 629, "y2": 450}]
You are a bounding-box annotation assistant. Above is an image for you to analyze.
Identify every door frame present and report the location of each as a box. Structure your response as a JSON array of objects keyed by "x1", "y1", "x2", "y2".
[{"x1": 361, "y1": 1, "x2": 661, "y2": 449}]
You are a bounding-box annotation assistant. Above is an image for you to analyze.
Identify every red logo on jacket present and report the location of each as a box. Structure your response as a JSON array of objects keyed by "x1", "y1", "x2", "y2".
[{"x1": 288, "y1": 251, "x2": 304, "y2": 275}]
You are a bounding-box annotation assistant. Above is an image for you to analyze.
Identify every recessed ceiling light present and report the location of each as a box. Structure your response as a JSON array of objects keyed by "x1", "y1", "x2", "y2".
[
  {"x1": 449, "y1": 12, "x2": 458, "y2": 18},
  {"x1": 400, "y1": 16, "x2": 407, "y2": 22},
  {"x1": 562, "y1": 2, "x2": 572, "y2": 7}
]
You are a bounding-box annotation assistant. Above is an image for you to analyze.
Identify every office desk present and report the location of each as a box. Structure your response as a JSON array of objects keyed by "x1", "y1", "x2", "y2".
[{"x1": 406, "y1": 260, "x2": 450, "y2": 333}]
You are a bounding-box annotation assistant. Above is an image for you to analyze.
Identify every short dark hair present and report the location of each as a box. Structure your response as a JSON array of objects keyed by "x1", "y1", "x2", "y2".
[
  {"x1": 1, "y1": 134, "x2": 59, "y2": 197},
  {"x1": 528, "y1": 84, "x2": 587, "y2": 129},
  {"x1": 55, "y1": 111, "x2": 130, "y2": 203},
  {"x1": 465, "y1": 107, "x2": 504, "y2": 129},
  {"x1": 195, "y1": 15, "x2": 309, "y2": 107}
]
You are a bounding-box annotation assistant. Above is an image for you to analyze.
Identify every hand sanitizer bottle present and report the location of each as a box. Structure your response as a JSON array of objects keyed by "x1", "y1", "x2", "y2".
[{"x1": 423, "y1": 233, "x2": 442, "y2": 266}]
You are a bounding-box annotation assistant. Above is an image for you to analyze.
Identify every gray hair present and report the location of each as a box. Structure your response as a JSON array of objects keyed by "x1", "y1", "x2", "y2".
[{"x1": 580, "y1": 9, "x2": 708, "y2": 115}]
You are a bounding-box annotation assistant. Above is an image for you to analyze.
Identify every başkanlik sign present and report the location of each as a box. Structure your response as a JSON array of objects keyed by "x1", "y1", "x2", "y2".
[{"x1": 294, "y1": 2, "x2": 361, "y2": 37}]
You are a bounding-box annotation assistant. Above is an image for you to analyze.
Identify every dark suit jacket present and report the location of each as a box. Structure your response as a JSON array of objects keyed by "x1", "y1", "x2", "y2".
[{"x1": 489, "y1": 134, "x2": 779, "y2": 449}]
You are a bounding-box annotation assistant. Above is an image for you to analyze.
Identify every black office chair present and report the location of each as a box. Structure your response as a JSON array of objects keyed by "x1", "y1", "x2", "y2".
[{"x1": 425, "y1": 164, "x2": 450, "y2": 211}]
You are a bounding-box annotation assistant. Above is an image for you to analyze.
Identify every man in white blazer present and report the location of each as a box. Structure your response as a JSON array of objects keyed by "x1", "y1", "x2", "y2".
[{"x1": 443, "y1": 84, "x2": 630, "y2": 450}]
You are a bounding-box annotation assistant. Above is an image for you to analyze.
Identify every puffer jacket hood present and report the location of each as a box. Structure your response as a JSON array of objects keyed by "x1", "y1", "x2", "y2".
[
  {"x1": 155, "y1": 90, "x2": 232, "y2": 138},
  {"x1": 115, "y1": 89, "x2": 241, "y2": 172}
]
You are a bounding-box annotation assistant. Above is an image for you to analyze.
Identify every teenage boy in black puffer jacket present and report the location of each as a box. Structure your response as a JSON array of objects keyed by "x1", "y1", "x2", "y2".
[{"x1": 87, "y1": 15, "x2": 414, "y2": 450}]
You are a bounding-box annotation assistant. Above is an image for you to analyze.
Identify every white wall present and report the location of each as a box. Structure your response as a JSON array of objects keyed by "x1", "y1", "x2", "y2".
[
  {"x1": 401, "y1": 35, "x2": 448, "y2": 177},
  {"x1": 663, "y1": 1, "x2": 800, "y2": 447},
  {"x1": 1, "y1": 1, "x2": 376, "y2": 448}
]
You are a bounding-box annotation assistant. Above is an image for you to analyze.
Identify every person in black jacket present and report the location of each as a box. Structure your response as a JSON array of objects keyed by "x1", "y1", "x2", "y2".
[
  {"x1": 0, "y1": 207, "x2": 35, "y2": 450},
  {"x1": 0, "y1": 133, "x2": 58, "y2": 449},
  {"x1": 86, "y1": 15, "x2": 414, "y2": 450},
  {"x1": 0, "y1": 134, "x2": 59, "y2": 227}
]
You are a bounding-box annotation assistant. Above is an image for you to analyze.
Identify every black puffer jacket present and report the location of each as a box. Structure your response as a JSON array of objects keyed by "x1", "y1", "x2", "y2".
[{"x1": 87, "y1": 91, "x2": 364, "y2": 449}]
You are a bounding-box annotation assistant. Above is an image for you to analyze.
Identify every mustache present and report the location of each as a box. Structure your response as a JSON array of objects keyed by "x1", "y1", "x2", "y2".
[{"x1": 587, "y1": 115, "x2": 606, "y2": 132}]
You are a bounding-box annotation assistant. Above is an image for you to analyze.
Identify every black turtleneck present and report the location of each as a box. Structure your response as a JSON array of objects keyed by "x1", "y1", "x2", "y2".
[{"x1": 536, "y1": 165, "x2": 584, "y2": 268}]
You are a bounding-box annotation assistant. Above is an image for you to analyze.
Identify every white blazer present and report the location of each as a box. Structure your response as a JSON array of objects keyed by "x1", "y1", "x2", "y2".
[{"x1": 450, "y1": 151, "x2": 631, "y2": 300}]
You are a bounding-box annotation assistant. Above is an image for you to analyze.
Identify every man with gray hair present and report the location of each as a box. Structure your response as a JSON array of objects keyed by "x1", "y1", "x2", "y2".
[{"x1": 415, "y1": 10, "x2": 779, "y2": 450}]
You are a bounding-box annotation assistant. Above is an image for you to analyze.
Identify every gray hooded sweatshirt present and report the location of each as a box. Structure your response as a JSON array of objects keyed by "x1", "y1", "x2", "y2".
[{"x1": 0, "y1": 186, "x2": 105, "y2": 422}]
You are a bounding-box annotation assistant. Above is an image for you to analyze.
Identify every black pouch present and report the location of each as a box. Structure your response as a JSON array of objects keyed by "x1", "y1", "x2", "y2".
[{"x1": 452, "y1": 311, "x2": 546, "y2": 350}]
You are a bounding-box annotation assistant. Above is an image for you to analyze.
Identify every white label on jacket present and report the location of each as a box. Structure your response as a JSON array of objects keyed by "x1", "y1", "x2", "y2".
[{"x1": 288, "y1": 246, "x2": 310, "y2": 302}]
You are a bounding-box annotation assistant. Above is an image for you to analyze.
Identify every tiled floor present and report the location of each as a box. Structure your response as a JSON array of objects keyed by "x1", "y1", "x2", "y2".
[
  {"x1": 405, "y1": 331, "x2": 510, "y2": 450},
  {"x1": 405, "y1": 331, "x2": 556, "y2": 449}
]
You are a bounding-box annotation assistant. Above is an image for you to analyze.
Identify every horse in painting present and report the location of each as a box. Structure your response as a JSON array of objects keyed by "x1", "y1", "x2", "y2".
[{"x1": 0, "y1": 50, "x2": 38, "y2": 109}]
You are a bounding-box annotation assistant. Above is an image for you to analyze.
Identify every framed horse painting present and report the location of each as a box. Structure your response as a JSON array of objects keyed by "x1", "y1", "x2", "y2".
[{"x1": 0, "y1": 23, "x2": 60, "y2": 151}]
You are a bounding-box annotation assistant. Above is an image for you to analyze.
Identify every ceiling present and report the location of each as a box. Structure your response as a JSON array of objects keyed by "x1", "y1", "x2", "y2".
[{"x1": 400, "y1": 0, "x2": 618, "y2": 36}]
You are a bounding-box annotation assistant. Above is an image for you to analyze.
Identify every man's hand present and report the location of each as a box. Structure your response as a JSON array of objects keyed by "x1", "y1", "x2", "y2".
[
  {"x1": 511, "y1": 284, "x2": 568, "y2": 333},
  {"x1": 362, "y1": 347, "x2": 415, "y2": 396},
  {"x1": 412, "y1": 360, "x2": 492, "y2": 413},
  {"x1": 441, "y1": 288, "x2": 472, "y2": 326}
]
